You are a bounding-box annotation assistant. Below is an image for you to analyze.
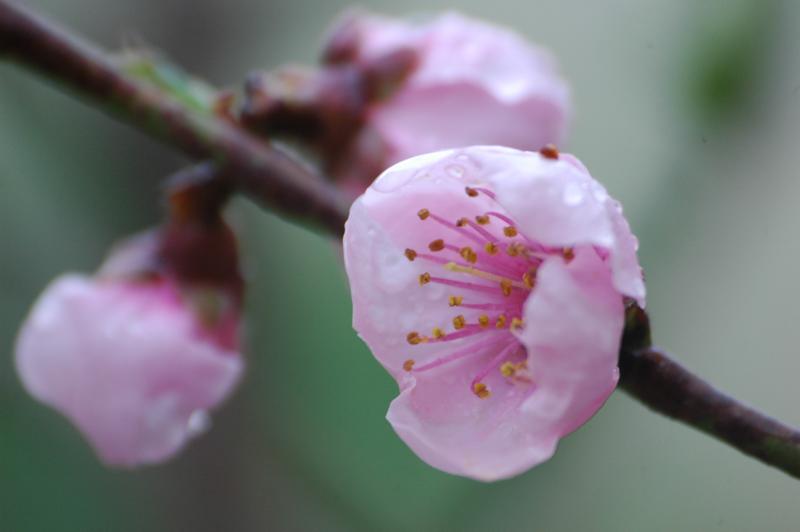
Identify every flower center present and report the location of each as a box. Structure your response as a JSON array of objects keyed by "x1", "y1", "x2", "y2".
[{"x1": 402, "y1": 187, "x2": 574, "y2": 399}]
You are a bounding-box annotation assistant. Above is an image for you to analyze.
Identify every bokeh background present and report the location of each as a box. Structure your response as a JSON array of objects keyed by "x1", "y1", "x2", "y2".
[{"x1": 2, "y1": 0, "x2": 799, "y2": 530}]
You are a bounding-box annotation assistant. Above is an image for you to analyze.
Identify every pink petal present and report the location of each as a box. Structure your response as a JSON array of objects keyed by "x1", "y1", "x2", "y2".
[
  {"x1": 15, "y1": 275, "x2": 243, "y2": 467},
  {"x1": 326, "y1": 11, "x2": 570, "y2": 187},
  {"x1": 344, "y1": 146, "x2": 644, "y2": 481}
]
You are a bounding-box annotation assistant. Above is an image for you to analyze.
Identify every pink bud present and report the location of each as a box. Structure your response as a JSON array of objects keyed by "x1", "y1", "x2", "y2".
[
  {"x1": 326, "y1": 12, "x2": 571, "y2": 191},
  {"x1": 343, "y1": 146, "x2": 644, "y2": 481},
  {"x1": 15, "y1": 274, "x2": 243, "y2": 467}
]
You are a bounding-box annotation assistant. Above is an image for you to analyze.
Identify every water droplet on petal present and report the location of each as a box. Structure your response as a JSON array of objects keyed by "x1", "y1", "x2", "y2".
[
  {"x1": 187, "y1": 410, "x2": 211, "y2": 437},
  {"x1": 446, "y1": 164, "x2": 465, "y2": 178},
  {"x1": 563, "y1": 183, "x2": 584, "y2": 206}
]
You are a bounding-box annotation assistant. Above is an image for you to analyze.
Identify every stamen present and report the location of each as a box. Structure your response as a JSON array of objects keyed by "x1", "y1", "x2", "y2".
[
  {"x1": 500, "y1": 280, "x2": 513, "y2": 297},
  {"x1": 500, "y1": 361, "x2": 516, "y2": 377},
  {"x1": 471, "y1": 187, "x2": 496, "y2": 199},
  {"x1": 414, "y1": 252, "x2": 450, "y2": 266},
  {"x1": 456, "y1": 217, "x2": 469, "y2": 227},
  {"x1": 459, "y1": 217, "x2": 497, "y2": 243},
  {"x1": 478, "y1": 315, "x2": 490, "y2": 327},
  {"x1": 403, "y1": 359, "x2": 415, "y2": 372},
  {"x1": 428, "y1": 239, "x2": 445, "y2": 252},
  {"x1": 448, "y1": 295, "x2": 463, "y2": 307},
  {"x1": 522, "y1": 268, "x2": 537, "y2": 288},
  {"x1": 501, "y1": 360, "x2": 532, "y2": 383},
  {"x1": 475, "y1": 214, "x2": 490, "y2": 225},
  {"x1": 432, "y1": 327, "x2": 446, "y2": 339},
  {"x1": 411, "y1": 334, "x2": 503, "y2": 372},
  {"x1": 417, "y1": 208, "x2": 430, "y2": 220},
  {"x1": 405, "y1": 248, "x2": 417, "y2": 261},
  {"x1": 510, "y1": 317, "x2": 524, "y2": 330},
  {"x1": 460, "y1": 301, "x2": 519, "y2": 311},
  {"x1": 472, "y1": 341, "x2": 519, "y2": 396},
  {"x1": 539, "y1": 143, "x2": 560, "y2": 160},
  {"x1": 423, "y1": 211, "x2": 485, "y2": 245},
  {"x1": 472, "y1": 382, "x2": 491, "y2": 399},
  {"x1": 486, "y1": 211, "x2": 516, "y2": 226},
  {"x1": 562, "y1": 247, "x2": 575, "y2": 262},
  {"x1": 484, "y1": 242, "x2": 498, "y2": 255},
  {"x1": 429, "y1": 325, "x2": 498, "y2": 343},
  {"x1": 503, "y1": 226, "x2": 518, "y2": 238},
  {"x1": 419, "y1": 272, "x2": 431, "y2": 286},
  {"x1": 459, "y1": 247, "x2": 478, "y2": 264},
  {"x1": 465, "y1": 187, "x2": 479, "y2": 197},
  {"x1": 427, "y1": 276, "x2": 512, "y2": 296},
  {"x1": 443, "y1": 262, "x2": 528, "y2": 290},
  {"x1": 495, "y1": 315, "x2": 507, "y2": 328},
  {"x1": 407, "y1": 332, "x2": 427, "y2": 345},
  {"x1": 452, "y1": 315, "x2": 466, "y2": 330},
  {"x1": 488, "y1": 212, "x2": 550, "y2": 253}
]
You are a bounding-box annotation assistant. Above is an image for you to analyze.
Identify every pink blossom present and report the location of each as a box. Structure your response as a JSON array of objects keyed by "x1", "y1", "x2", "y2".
[
  {"x1": 15, "y1": 274, "x2": 243, "y2": 467},
  {"x1": 343, "y1": 145, "x2": 644, "y2": 481},
  {"x1": 326, "y1": 12, "x2": 571, "y2": 188}
]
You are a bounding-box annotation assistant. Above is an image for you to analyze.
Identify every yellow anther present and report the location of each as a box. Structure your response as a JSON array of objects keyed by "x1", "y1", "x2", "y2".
[
  {"x1": 419, "y1": 272, "x2": 431, "y2": 286},
  {"x1": 503, "y1": 226, "x2": 518, "y2": 237},
  {"x1": 484, "y1": 242, "x2": 498, "y2": 255},
  {"x1": 562, "y1": 247, "x2": 575, "y2": 262},
  {"x1": 452, "y1": 315, "x2": 466, "y2": 330},
  {"x1": 432, "y1": 327, "x2": 446, "y2": 339},
  {"x1": 444, "y1": 262, "x2": 527, "y2": 289},
  {"x1": 428, "y1": 239, "x2": 445, "y2": 252},
  {"x1": 448, "y1": 295, "x2": 463, "y2": 307},
  {"x1": 404, "y1": 248, "x2": 417, "y2": 261},
  {"x1": 500, "y1": 280, "x2": 513, "y2": 297},
  {"x1": 523, "y1": 268, "x2": 537, "y2": 288},
  {"x1": 403, "y1": 359, "x2": 415, "y2": 372},
  {"x1": 417, "y1": 208, "x2": 430, "y2": 220},
  {"x1": 472, "y1": 382, "x2": 491, "y2": 399},
  {"x1": 500, "y1": 361, "x2": 516, "y2": 377},
  {"x1": 475, "y1": 214, "x2": 490, "y2": 225},
  {"x1": 510, "y1": 317, "x2": 524, "y2": 330},
  {"x1": 506, "y1": 243, "x2": 522, "y2": 257},
  {"x1": 456, "y1": 217, "x2": 469, "y2": 227},
  {"x1": 407, "y1": 332, "x2": 425, "y2": 345},
  {"x1": 495, "y1": 314, "x2": 507, "y2": 328},
  {"x1": 459, "y1": 247, "x2": 477, "y2": 264},
  {"x1": 478, "y1": 315, "x2": 490, "y2": 328},
  {"x1": 539, "y1": 143, "x2": 560, "y2": 160},
  {"x1": 465, "y1": 187, "x2": 479, "y2": 197}
]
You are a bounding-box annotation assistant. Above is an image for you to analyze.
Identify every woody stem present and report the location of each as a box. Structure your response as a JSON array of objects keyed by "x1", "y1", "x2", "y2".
[{"x1": 2, "y1": 0, "x2": 800, "y2": 482}]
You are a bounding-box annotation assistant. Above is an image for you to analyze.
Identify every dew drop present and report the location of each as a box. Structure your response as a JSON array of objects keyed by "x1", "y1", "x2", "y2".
[
  {"x1": 562, "y1": 183, "x2": 584, "y2": 206},
  {"x1": 446, "y1": 164, "x2": 465, "y2": 178},
  {"x1": 187, "y1": 410, "x2": 211, "y2": 437}
]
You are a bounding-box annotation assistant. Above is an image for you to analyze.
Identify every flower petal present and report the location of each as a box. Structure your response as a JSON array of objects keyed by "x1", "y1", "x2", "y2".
[{"x1": 15, "y1": 274, "x2": 243, "y2": 467}]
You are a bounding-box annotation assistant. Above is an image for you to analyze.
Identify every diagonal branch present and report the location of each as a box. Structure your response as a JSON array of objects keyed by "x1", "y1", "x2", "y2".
[
  {"x1": 0, "y1": 0, "x2": 348, "y2": 235},
  {"x1": 2, "y1": 0, "x2": 800, "y2": 481},
  {"x1": 619, "y1": 346, "x2": 800, "y2": 479},
  {"x1": 618, "y1": 303, "x2": 800, "y2": 479}
]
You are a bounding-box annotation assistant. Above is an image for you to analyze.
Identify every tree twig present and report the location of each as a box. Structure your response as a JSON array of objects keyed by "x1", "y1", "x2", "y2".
[
  {"x1": 619, "y1": 347, "x2": 800, "y2": 479},
  {"x1": 1, "y1": 0, "x2": 799, "y2": 481},
  {"x1": 0, "y1": 0, "x2": 348, "y2": 235}
]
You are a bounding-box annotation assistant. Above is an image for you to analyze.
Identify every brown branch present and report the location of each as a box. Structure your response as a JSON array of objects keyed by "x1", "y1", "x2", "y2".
[
  {"x1": 2, "y1": 0, "x2": 800, "y2": 482},
  {"x1": 619, "y1": 304, "x2": 800, "y2": 479},
  {"x1": 0, "y1": 0, "x2": 348, "y2": 235},
  {"x1": 619, "y1": 347, "x2": 800, "y2": 479}
]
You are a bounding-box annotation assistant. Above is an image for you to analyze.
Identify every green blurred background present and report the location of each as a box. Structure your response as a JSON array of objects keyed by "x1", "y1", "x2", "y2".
[{"x1": 2, "y1": 0, "x2": 800, "y2": 530}]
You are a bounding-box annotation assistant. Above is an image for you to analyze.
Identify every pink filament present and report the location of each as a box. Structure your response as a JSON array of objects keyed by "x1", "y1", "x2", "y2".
[
  {"x1": 412, "y1": 333, "x2": 505, "y2": 372},
  {"x1": 471, "y1": 341, "x2": 520, "y2": 387}
]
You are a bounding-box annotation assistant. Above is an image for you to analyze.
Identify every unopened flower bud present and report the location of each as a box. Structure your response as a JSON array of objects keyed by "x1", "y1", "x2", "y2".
[
  {"x1": 325, "y1": 12, "x2": 571, "y2": 194},
  {"x1": 15, "y1": 232, "x2": 243, "y2": 467}
]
